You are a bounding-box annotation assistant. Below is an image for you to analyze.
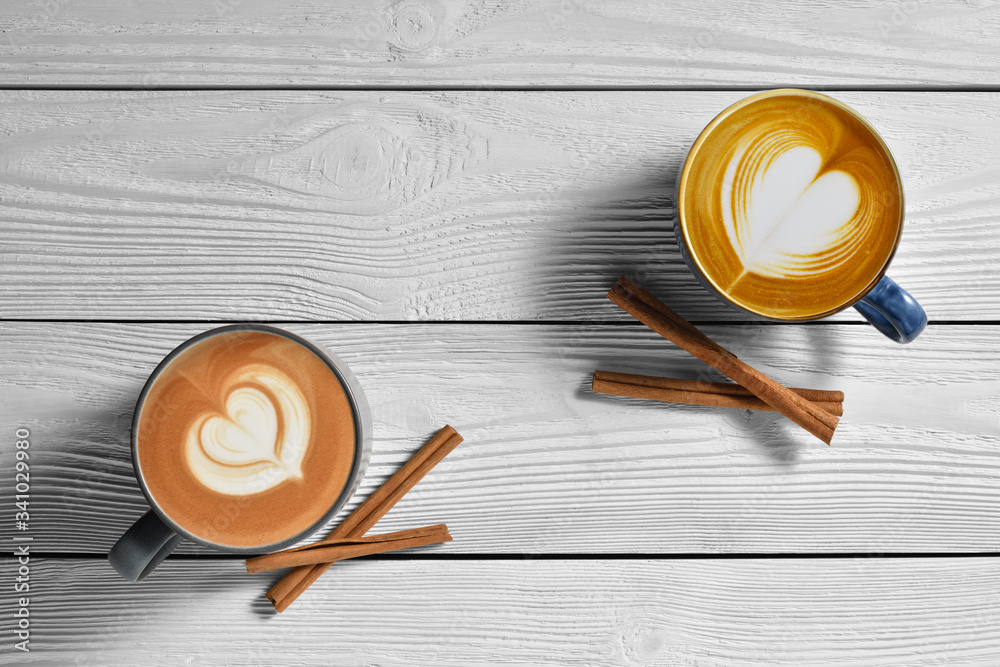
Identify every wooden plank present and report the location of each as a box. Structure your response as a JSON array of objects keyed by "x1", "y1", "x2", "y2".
[
  {"x1": 3, "y1": 558, "x2": 999, "y2": 665},
  {"x1": 1, "y1": 90, "x2": 998, "y2": 321},
  {"x1": 2, "y1": 1, "x2": 1000, "y2": 87},
  {"x1": 1, "y1": 322, "x2": 997, "y2": 554}
]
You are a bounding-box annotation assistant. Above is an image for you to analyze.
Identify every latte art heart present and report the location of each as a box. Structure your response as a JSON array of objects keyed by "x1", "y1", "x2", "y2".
[
  {"x1": 185, "y1": 365, "x2": 311, "y2": 496},
  {"x1": 722, "y1": 134, "x2": 866, "y2": 281},
  {"x1": 678, "y1": 92, "x2": 902, "y2": 319},
  {"x1": 136, "y1": 329, "x2": 359, "y2": 549}
]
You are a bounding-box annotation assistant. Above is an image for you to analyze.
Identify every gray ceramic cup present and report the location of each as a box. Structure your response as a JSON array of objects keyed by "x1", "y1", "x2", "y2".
[{"x1": 108, "y1": 325, "x2": 372, "y2": 582}]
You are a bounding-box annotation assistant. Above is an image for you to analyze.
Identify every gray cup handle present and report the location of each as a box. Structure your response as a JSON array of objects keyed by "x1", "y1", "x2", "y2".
[{"x1": 108, "y1": 510, "x2": 183, "y2": 582}]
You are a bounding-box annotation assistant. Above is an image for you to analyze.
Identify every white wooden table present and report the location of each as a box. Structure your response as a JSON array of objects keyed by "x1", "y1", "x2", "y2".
[{"x1": 2, "y1": 2, "x2": 999, "y2": 664}]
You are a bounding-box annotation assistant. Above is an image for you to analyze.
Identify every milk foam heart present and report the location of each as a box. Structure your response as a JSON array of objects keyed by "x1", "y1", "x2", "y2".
[
  {"x1": 677, "y1": 91, "x2": 902, "y2": 319},
  {"x1": 185, "y1": 364, "x2": 310, "y2": 496},
  {"x1": 722, "y1": 143, "x2": 861, "y2": 280},
  {"x1": 136, "y1": 329, "x2": 358, "y2": 549}
]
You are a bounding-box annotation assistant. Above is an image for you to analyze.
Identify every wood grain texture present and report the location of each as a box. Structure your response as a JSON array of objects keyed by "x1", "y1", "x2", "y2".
[
  {"x1": 1, "y1": 322, "x2": 997, "y2": 554},
  {"x1": 2, "y1": 90, "x2": 999, "y2": 321},
  {"x1": 2, "y1": 558, "x2": 999, "y2": 665},
  {"x1": 2, "y1": 1, "x2": 1000, "y2": 87}
]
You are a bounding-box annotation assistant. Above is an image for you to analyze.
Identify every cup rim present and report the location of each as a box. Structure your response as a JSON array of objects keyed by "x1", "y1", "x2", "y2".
[
  {"x1": 676, "y1": 88, "x2": 905, "y2": 321},
  {"x1": 130, "y1": 324, "x2": 369, "y2": 555}
]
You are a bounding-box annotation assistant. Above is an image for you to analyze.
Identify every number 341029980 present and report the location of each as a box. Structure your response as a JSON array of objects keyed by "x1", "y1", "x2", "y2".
[{"x1": 15, "y1": 428, "x2": 30, "y2": 515}]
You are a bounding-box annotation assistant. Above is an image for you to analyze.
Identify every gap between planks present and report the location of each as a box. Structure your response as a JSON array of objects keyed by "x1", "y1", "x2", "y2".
[
  {"x1": 2, "y1": 86, "x2": 1000, "y2": 92},
  {"x1": 1, "y1": 319, "x2": 998, "y2": 326},
  {"x1": 4, "y1": 552, "x2": 1000, "y2": 561}
]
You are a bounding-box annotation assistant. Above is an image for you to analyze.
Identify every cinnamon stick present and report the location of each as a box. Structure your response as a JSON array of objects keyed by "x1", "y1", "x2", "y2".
[
  {"x1": 593, "y1": 370, "x2": 844, "y2": 416},
  {"x1": 266, "y1": 425, "x2": 464, "y2": 612},
  {"x1": 246, "y1": 524, "x2": 451, "y2": 574},
  {"x1": 607, "y1": 276, "x2": 839, "y2": 444},
  {"x1": 275, "y1": 523, "x2": 451, "y2": 555}
]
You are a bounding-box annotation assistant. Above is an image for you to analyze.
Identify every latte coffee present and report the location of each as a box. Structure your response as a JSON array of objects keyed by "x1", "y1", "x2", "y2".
[
  {"x1": 134, "y1": 327, "x2": 360, "y2": 549},
  {"x1": 677, "y1": 90, "x2": 903, "y2": 319}
]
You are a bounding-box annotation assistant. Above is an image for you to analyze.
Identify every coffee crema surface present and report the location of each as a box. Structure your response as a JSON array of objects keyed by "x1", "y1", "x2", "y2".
[
  {"x1": 679, "y1": 91, "x2": 902, "y2": 319},
  {"x1": 136, "y1": 330, "x2": 356, "y2": 548}
]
